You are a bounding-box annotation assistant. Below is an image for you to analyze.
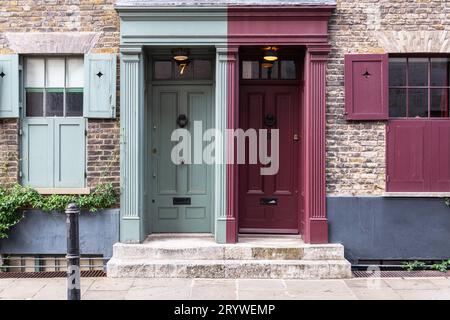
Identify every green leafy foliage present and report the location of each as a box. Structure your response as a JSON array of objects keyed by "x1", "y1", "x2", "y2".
[
  {"x1": 402, "y1": 260, "x2": 426, "y2": 271},
  {"x1": 0, "y1": 183, "x2": 117, "y2": 239},
  {"x1": 431, "y1": 260, "x2": 450, "y2": 273}
]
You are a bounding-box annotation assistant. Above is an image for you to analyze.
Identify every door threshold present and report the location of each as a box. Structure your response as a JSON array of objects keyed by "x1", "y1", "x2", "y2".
[{"x1": 239, "y1": 234, "x2": 301, "y2": 239}]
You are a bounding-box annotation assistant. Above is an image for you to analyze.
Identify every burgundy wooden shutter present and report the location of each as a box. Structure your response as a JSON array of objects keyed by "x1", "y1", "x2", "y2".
[
  {"x1": 386, "y1": 120, "x2": 431, "y2": 192},
  {"x1": 430, "y1": 121, "x2": 450, "y2": 192},
  {"x1": 344, "y1": 54, "x2": 388, "y2": 120}
]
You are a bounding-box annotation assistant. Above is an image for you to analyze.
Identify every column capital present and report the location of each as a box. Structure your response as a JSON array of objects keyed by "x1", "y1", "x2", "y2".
[
  {"x1": 216, "y1": 45, "x2": 239, "y2": 61},
  {"x1": 306, "y1": 44, "x2": 331, "y2": 61},
  {"x1": 120, "y1": 45, "x2": 143, "y2": 61}
]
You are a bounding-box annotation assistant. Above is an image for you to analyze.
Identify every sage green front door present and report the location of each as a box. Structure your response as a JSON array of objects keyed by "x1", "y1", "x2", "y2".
[{"x1": 151, "y1": 85, "x2": 214, "y2": 233}]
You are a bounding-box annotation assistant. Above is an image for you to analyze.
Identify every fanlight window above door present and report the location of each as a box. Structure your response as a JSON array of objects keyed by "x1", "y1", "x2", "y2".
[{"x1": 153, "y1": 59, "x2": 213, "y2": 81}]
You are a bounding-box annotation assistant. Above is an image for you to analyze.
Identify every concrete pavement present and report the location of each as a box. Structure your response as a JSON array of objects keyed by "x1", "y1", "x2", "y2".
[{"x1": 1, "y1": 277, "x2": 450, "y2": 300}]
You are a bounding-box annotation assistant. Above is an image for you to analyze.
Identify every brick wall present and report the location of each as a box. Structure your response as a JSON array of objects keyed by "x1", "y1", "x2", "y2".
[
  {"x1": 326, "y1": 0, "x2": 450, "y2": 195},
  {"x1": 0, "y1": 0, "x2": 120, "y2": 193}
]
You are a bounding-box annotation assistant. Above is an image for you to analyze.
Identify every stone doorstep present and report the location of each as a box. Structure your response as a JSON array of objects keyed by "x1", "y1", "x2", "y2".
[
  {"x1": 111, "y1": 243, "x2": 345, "y2": 261},
  {"x1": 107, "y1": 259, "x2": 352, "y2": 280}
]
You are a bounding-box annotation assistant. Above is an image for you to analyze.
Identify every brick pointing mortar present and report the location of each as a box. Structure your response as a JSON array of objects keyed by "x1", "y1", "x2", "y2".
[
  {"x1": 0, "y1": 0, "x2": 120, "y2": 195},
  {"x1": 326, "y1": 0, "x2": 450, "y2": 196}
]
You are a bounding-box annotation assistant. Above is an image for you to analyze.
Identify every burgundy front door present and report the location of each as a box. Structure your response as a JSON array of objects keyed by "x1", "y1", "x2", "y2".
[{"x1": 238, "y1": 85, "x2": 300, "y2": 233}]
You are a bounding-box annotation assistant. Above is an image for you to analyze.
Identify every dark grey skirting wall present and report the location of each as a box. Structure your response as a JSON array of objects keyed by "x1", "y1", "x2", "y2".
[
  {"x1": 0, "y1": 209, "x2": 119, "y2": 259},
  {"x1": 328, "y1": 197, "x2": 450, "y2": 263}
]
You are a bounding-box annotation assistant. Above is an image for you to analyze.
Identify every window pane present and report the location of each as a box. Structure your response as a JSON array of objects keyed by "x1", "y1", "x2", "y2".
[
  {"x1": 408, "y1": 58, "x2": 428, "y2": 86},
  {"x1": 25, "y1": 90, "x2": 44, "y2": 117},
  {"x1": 280, "y1": 61, "x2": 296, "y2": 79},
  {"x1": 66, "y1": 58, "x2": 84, "y2": 88},
  {"x1": 154, "y1": 61, "x2": 172, "y2": 80},
  {"x1": 193, "y1": 60, "x2": 212, "y2": 80},
  {"x1": 174, "y1": 61, "x2": 193, "y2": 80},
  {"x1": 431, "y1": 58, "x2": 450, "y2": 87},
  {"x1": 408, "y1": 88, "x2": 428, "y2": 118},
  {"x1": 25, "y1": 58, "x2": 45, "y2": 87},
  {"x1": 242, "y1": 61, "x2": 259, "y2": 79},
  {"x1": 261, "y1": 61, "x2": 279, "y2": 79},
  {"x1": 66, "y1": 90, "x2": 83, "y2": 117},
  {"x1": 431, "y1": 88, "x2": 449, "y2": 118},
  {"x1": 46, "y1": 89, "x2": 64, "y2": 116},
  {"x1": 46, "y1": 58, "x2": 65, "y2": 87},
  {"x1": 389, "y1": 88, "x2": 407, "y2": 117},
  {"x1": 389, "y1": 58, "x2": 407, "y2": 86}
]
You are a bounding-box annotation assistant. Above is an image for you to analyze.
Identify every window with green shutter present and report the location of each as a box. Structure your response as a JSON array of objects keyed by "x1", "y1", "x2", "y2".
[{"x1": 21, "y1": 56, "x2": 86, "y2": 189}]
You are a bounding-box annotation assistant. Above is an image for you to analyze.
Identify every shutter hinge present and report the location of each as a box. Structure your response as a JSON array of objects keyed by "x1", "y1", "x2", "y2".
[
  {"x1": 84, "y1": 172, "x2": 87, "y2": 178},
  {"x1": 85, "y1": 129, "x2": 88, "y2": 136},
  {"x1": 19, "y1": 171, "x2": 23, "y2": 178},
  {"x1": 19, "y1": 129, "x2": 23, "y2": 136},
  {"x1": 386, "y1": 175, "x2": 390, "y2": 182}
]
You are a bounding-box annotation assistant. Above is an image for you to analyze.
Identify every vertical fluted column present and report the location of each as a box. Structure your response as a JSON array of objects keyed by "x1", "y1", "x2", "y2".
[
  {"x1": 303, "y1": 45, "x2": 330, "y2": 244},
  {"x1": 215, "y1": 46, "x2": 238, "y2": 243},
  {"x1": 120, "y1": 47, "x2": 145, "y2": 243}
]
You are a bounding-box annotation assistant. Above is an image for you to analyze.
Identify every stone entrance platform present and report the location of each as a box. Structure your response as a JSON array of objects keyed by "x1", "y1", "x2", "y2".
[{"x1": 107, "y1": 234, "x2": 351, "y2": 279}]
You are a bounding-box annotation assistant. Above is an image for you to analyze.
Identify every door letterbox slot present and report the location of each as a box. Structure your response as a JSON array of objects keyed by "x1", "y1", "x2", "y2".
[
  {"x1": 260, "y1": 198, "x2": 278, "y2": 206},
  {"x1": 173, "y1": 197, "x2": 191, "y2": 205}
]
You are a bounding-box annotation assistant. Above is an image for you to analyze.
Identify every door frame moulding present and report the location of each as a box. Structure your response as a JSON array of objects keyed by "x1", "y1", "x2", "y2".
[
  {"x1": 117, "y1": 5, "x2": 228, "y2": 243},
  {"x1": 227, "y1": 5, "x2": 335, "y2": 244}
]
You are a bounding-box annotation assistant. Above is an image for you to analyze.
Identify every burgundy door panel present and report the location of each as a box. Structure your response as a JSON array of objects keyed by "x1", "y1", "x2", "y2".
[
  {"x1": 239, "y1": 85, "x2": 299, "y2": 233},
  {"x1": 430, "y1": 121, "x2": 450, "y2": 191},
  {"x1": 387, "y1": 120, "x2": 431, "y2": 192}
]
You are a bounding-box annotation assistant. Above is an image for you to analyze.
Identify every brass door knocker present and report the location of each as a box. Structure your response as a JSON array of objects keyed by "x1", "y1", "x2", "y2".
[{"x1": 177, "y1": 114, "x2": 188, "y2": 128}]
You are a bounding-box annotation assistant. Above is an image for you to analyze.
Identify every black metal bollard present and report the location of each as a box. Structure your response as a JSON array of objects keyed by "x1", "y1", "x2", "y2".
[{"x1": 66, "y1": 203, "x2": 81, "y2": 300}]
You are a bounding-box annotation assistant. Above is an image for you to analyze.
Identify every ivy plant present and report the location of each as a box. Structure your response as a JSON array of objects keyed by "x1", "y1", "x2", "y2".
[{"x1": 0, "y1": 183, "x2": 117, "y2": 239}]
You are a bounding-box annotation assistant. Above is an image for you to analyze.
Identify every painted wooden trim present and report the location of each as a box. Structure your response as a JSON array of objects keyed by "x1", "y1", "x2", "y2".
[
  {"x1": 303, "y1": 46, "x2": 329, "y2": 244},
  {"x1": 0, "y1": 54, "x2": 19, "y2": 118},
  {"x1": 120, "y1": 47, "x2": 145, "y2": 242},
  {"x1": 35, "y1": 188, "x2": 91, "y2": 195},
  {"x1": 383, "y1": 192, "x2": 450, "y2": 198}
]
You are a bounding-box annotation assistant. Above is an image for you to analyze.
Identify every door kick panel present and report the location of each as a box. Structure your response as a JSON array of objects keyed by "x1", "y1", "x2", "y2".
[{"x1": 260, "y1": 198, "x2": 278, "y2": 206}]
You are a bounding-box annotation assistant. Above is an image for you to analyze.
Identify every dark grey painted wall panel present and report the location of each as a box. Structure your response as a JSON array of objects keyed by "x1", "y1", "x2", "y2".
[
  {"x1": 0, "y1": 209, "x2": 119, "y2": 258},
  {"x1": 328, "y1": 197, "x2": 450, "y2": 263}
]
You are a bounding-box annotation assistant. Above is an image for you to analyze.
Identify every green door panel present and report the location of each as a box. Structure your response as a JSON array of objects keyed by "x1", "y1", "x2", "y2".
[
  {"x1": 22, "y1": 118, "x2": 53, "y2": 187},
  {"x1": 83, "y1": 53, "x2": 117, "y2": 119},
  {"x1": 54, "y1": 118, "x2": 86, "y2": 188},
  {"x1": 151, "y1": 85, "x2": 214, "y2": 233},
  {"x1": 0, "y1": 54, "x2": 19, "y2": 118},
  {"x1": 22, "y1": 118, "x2": 85, "y2": 188}
]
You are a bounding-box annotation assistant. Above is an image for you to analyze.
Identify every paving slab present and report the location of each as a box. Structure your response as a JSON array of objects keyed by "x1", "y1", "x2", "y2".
[
  {"x1": 395, "y1": 289, "x2": 450, "y2": 300},
  {"x1": 89, "y1": 278, "x2": 134, "y2": 291},
  {"x1": 238, "y1": 279, "x2": 286, "y2": 291},
  {"x1": 83, "y1": 290, "x2": 128, "y2": 300},
  {"x1": 385, "y1": 278, "x2": 438, "y2": 290},
  {"x1": 125, "y1": 286, "x2": 191, "y2": 300},
  {"x1": 0, "y1": 279, "x2": 48, "y2": 299},
  {"x1": 191, "y1": 279, "x2": 237, "y2": 300},
  {"x1": 284, "y1": 279, "x2": 357, "y2": 300}
]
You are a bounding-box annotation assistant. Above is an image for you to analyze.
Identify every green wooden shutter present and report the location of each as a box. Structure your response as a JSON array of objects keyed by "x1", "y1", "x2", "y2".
[
  {"x1": 22, "y1": 118, "x2": 85, "y2": 188},
  {"x1": 54, "y1": 118, "x2": 86, "y2": 188},
  {"x1": 83, "y1": 53, "x2": 117, "y2": 118},
  {"x1": 22, "y1": 118, "x2": 54, "y2": 188},
  {"x1": 0, "y1": 54, "x2": 19, "y2": 118}
]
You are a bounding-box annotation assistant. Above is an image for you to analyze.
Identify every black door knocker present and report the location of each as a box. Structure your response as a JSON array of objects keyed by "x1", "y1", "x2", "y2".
[
  {"x1": 177, "y1": 114, "x2": 188, "y2": 128},
  {"x1": 264, "y1": 114, "x2": 276, "y2": 127}
]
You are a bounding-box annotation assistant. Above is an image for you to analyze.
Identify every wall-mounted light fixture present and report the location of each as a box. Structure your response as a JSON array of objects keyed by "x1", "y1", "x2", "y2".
[
  {"x1": 172, "y1": 48, "x2": 190, "y2": 75},
  {"x1": 263, "y1": 46, "x2": 278, "y2": 62}
]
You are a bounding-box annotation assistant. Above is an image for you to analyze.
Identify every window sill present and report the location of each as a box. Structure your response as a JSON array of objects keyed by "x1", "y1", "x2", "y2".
[
  {"x1": 35, "y1": 188, "x2": 91, "y2": 195},
  {"x1": 383, "y1": 192, "x2": 450, "y2": 198}
]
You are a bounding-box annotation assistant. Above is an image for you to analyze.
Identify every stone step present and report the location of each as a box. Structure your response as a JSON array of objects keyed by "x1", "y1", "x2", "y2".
[
  {"x1": 106, "y1": 258, "x2": 351, "y2": 279},
  {"x1": 111, "y1": 243, "x2": 346, "y2": 261}
]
